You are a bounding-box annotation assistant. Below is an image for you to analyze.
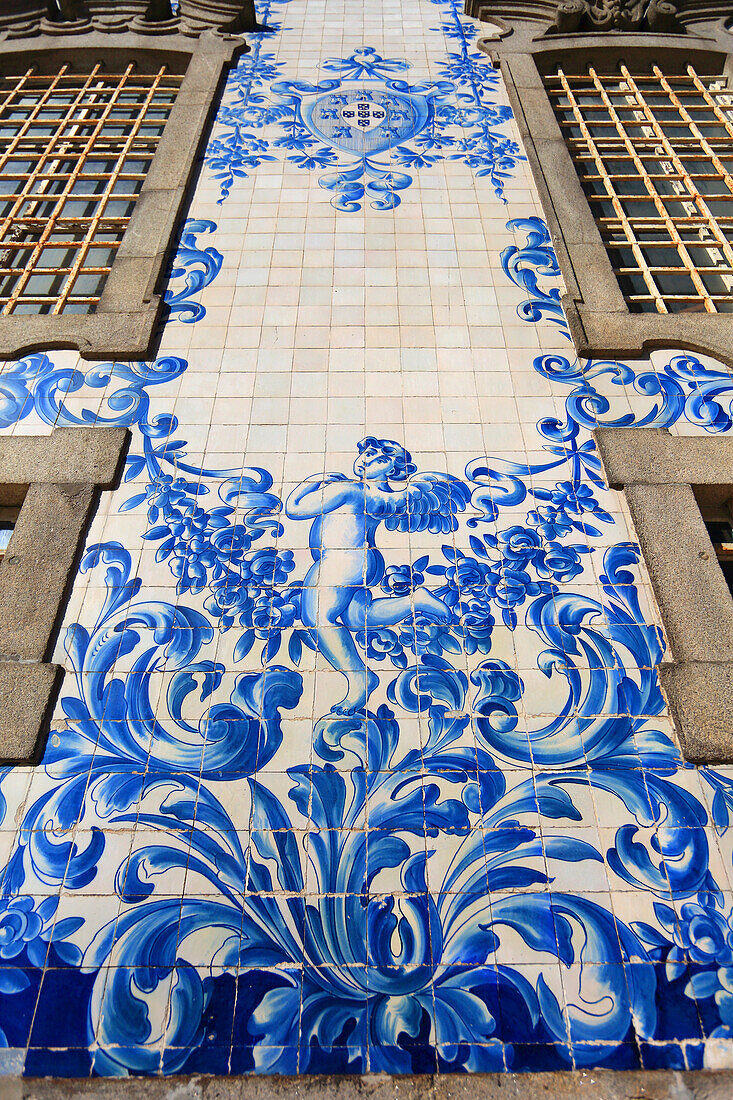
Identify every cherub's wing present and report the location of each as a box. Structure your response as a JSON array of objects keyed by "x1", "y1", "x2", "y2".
[{"x1": 384, "y1": 471, "x2": 471, "y2": 534}]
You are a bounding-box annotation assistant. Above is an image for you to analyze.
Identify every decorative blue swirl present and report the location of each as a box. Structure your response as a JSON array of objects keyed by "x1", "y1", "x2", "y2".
[
  {"x1": 501, "y1": 217, "x2": 569, "y2": 335},
  {"x1": 0, "y1": 352, "x2": 188, "y2": 433},
  {"x1": 506, "y1": 215, "x2": 733, "y2": 438},
  {"x1": 164, "y1": 220, "x2": 223, "y2": 323}
]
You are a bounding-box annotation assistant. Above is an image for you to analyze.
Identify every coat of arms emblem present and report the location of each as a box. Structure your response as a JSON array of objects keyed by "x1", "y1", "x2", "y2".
[{"x1": 300, "y1": 83, "x2": 426, "y2": 156}]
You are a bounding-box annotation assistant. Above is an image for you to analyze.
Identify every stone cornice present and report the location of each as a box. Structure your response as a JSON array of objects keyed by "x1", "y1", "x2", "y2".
[
  {"x1": 464, "y1": 0, "x2": 733, "y2": 30},
  {"x1": 1, "y1": 0, "x2": 257, "y2": 41}
]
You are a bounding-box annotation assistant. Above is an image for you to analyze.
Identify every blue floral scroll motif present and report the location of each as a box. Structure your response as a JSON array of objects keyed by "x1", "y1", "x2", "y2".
[
  {"x1": 164, "y1": 220, "x2": 223, "y2": 324},
  {"x1": 4, "y1": 225, "x2": 733, "y2": 1076},
  {"x1": 2, "y1": 423, "x2": 733, "y2": 1071},
  {"x1": 429, "y1": 0, "x2": 525, "y2": 196},
  {"x1": 3, "y1": 525, "x2": 706, "y2": 1075},
  {"x1": 0, "y1": 352, "x2": 188, "y2": 433},
  {"x1": 504, "y1": 215, "x2": 733, "y2": 435},
  {"x1": 205, "y1": 0, "x2": 522, "y2": 208},
  {"x1": 19, "y1": 398, "x2": 710, "y2": 1072},
  {"x1": 5, "y1": 20, "x2": 733, "y2": 1083},
  {"x1": 203, "y1": 0, "x2": 293, "y2": 202},
  {"x1": 501, "y1": 217, "x2": 570, "y2": 336}
]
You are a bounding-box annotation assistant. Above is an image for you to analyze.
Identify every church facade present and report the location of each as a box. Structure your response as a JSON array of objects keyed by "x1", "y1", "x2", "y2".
[{"x1": 0, "y1": 0, "x2": 732, "y2": 1091}]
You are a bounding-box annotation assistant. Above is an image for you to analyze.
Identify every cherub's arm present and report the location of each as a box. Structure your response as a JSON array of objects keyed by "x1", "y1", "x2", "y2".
[
  {"x1": 321, "y1": 479, "x2": 363, "y2": 514},
  {"x1": 285, "y1": 474, "x2": 353, "y2": 519},
  {"x1": 285, "y1": 476, "x2": 325, "y2": 519}
]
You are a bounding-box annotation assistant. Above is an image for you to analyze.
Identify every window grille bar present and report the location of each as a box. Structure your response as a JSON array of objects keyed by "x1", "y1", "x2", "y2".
[
  {"x1": 650, "y1": 66, "x2": 733, "y2": 201},
  {"x1": 54, "y1": 66, "x2": 168, "y2": 313},
  {"x1": 2, "y1": 65, "x2": 137, "y2": 313},
  {"x1": 587, "y1": 65, "x2": 714, "y2": 311},
  {"x1": 547, "y1": 66, "x2": 733, "y2": 313},
  {"x1": 684, "y1": 66, "x2": 733, "y2": 142},
  {"x1": 0, "y1": 66, "x2": 36, "y2": 113},
  {"x1": 0, "y1": 64, "x2": 179, "y2": 314},
  {"x1": 0, "y1": 65, "x2": 106, "y2": 246},
  {"x1": 555, "y1": 67, "x2": 665, "y2": 311},
  {"x1": 0, "y1": 66, "x2": 59, "y2": 164},
  {"x1": 618, "y1": 65, "x2": 733, "y2": 292}
]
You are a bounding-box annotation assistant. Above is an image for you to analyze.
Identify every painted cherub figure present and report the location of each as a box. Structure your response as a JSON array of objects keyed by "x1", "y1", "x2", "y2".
[{"x1": 285, "y1": 437, "x2": 470, "y2": 715}]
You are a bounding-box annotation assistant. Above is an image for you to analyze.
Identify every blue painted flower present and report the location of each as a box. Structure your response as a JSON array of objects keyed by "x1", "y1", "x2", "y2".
[
  {"x1": 171, "y1": 533, "x2": 219, "y2": 592},
  {"x1": 381, "y1": 563, "x2": 424, "y2": 596},
  {"x1": 459, "y1": 597, "x2": 495, "y2": 654},
  {"x1": 211, "y1": 523, "x2": 253, "y2": 566},
  {"x1": 497, "y1": 525, "x2": 543, "y2": 563},
  {"x1": 168, "y1": 502, "x2": 209, "y2": 543},
  {"x1": 0, "y1": 897, "x2": 44, "y2": 960},
  {"x1": 535, "y1": 543, "x2": 586, "y2": 583},
  {"x1": 252, "y1": 591, "x2": 299, "y2": 639},
  {"x1": 527, "y1": 504, "x2": 574, "y2": 540},
  {"x1": 205, "y1": 581, "x2": 253, "y2": 629},
  {"x1": 540, "y1": 480, "x2": 601, "y2": 516},
  {"x1": 358, "y1": 627, "x2": 405, "y2": 664},
  {"x1": 674, "y1": 903, "x2": 733, "y2": 966},
  {"x1": 444, "y1": 554, "x2": 489, "y2": 591},
  {"x1": 489, "y1": 565, "x2": 543, "y2": 610},
  {"x1": 244, "y1": 547, "x2": 294, "y2": 586},
  {"x1": 145, "y1": 473, "x2": 193, "y2": 517},
  {"x1": 400, "y1": 620, "x2": 452, "y2": 658}
]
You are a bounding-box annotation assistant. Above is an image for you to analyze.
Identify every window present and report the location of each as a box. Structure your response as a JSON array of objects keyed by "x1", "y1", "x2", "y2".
[
  {"x1": 696, "y1": 487, "x2": 733, "y2": 596},
  {"x1": 480, "y1": 11, "x2": 733, "y2": 367},
  {"x1": 0, "y1": 427, "x2": 129, "y2": 763},
  {"x1": 546, "y1": 65, "x2": 733, "y2": 315},
  {"x1": 0, "y1": 62, "x2": 183, "y2": 316},
  {"x1": 0, "y1": 30, "x2": 244, "y2": 361},
  {"x1": 593, "y1": 426, "x2": 733, "y2": 764},
  {"x1": 0, "y1": 502, "x2": 22, "y2": 557},
  {"x1": 704, "y1": 517, "x2": 733, "y2": 592}
]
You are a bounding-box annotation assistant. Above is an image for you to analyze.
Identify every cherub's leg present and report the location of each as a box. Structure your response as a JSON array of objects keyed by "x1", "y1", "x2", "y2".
[
  {"x1": 356, "y1": 589, "x2": 452, "y2": 627},
  {"x1": 304, "y1": 585, "x2": 377, "y2": 716},
  {"x1": 318, "y1": 625, "x2": 378, "y2": 716},
  {"x1": 362, "y1": 594, "x2": 413, "y2": 627},
  {"x1": 413, "y1": 587, "x2": 452, "y2": 623}
]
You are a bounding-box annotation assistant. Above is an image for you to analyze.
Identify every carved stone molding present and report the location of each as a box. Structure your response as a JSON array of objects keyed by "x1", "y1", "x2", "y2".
[
  {"x1": 1, "y1": 0, "x2": 257, "y2": 40},
  {"x1": 0, "y1": 427, "x2": 130, "y2": 764},
  {"x1": 464, "y1": 0, "x2": 733, "y2": 31},
  {"x1": 547, "y1": 0, "x2": 683, "y2": 35},
  {"x1": 593, "y1": 427, "x2": 733, "y2": 764},
  {"x1": 179, "y1": 0, "x2": 257, "y2": 35}
]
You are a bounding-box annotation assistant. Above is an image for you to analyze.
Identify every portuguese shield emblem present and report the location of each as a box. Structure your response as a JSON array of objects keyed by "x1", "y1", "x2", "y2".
[{"x1": 300, "y1": 82, "x2": 430, "y2": 156}]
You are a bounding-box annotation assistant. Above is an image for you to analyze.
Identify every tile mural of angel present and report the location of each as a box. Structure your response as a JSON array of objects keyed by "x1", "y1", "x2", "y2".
[
  {"x1": 285, "y1": 437, "x2": 468, "y2": 714},
  {"x1": 3, "y1": 0, "x2": 733, "y2": 1080}
]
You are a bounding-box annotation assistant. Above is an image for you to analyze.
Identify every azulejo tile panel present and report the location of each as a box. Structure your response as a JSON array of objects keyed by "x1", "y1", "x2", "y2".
[{"x1": 1, "y1": 0, "x2": 733, "y2": 1079}]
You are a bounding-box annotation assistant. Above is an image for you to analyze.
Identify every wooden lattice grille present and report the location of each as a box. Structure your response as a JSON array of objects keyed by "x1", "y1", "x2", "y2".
[
  {"x1": 546, "y1": 65, "x2": 733, "y2": 314},
  {"x1": 0, "y1": 64, "x2": 182, "y2": 316}
]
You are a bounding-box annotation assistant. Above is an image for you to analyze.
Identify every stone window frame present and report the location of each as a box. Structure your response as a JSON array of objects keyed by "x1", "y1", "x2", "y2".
[
  {"x1": 0, "y1": 425, "x2": 129, "y2": 763},
  {"x1": 0, "y1": 31, "x2": 245, "y2": 362},
  {"x1": 477, "y1": 21, "x2": 733, "y2": 368},
  {"x1": 593, "y1": 426, "x2": 733, "y2": 764}
]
